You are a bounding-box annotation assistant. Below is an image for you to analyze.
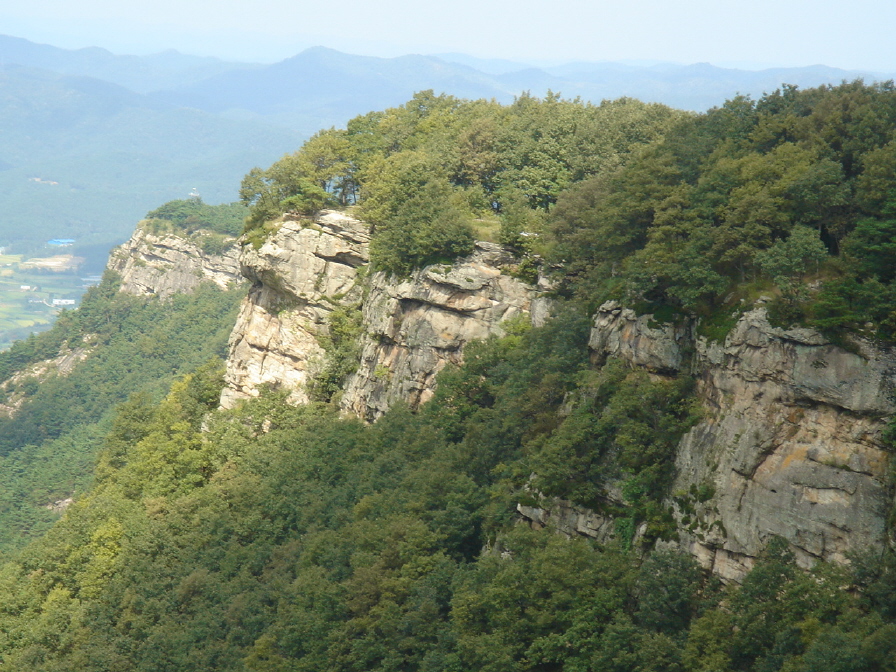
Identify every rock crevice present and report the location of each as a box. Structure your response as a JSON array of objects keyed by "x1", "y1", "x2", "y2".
[
  {"x1": 520, "y1": 301, "x2": 895, "y2": 582},
  {"x1": 219, "y1": 213, "x2": 543, "y2": 416}
]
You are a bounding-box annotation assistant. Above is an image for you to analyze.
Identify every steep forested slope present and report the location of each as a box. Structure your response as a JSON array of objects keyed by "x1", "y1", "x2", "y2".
[
  {"x1": 238, "y1": 91, "x2": 684, "y2": 273},
  {"x1": 242, "y1": 82, "x2": 896, "y2": 343},
  {"x1": 0, "y1": 315, "x2": 892, "y2": 671},
  {"x1": 0, "y1": 272, "x2": 244, "y2": 553},
  {"x1": 0, "y1": 83, "x2": 894, "y2": 671}
]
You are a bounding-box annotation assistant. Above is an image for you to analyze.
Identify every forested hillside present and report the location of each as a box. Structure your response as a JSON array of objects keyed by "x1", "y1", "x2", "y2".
[
  {"x1": 0, "y1": 273, "x2": 244, "y2": 554},
  {"x1": 244, "y1": 82, "x2": 896, "y2": 338},
  {"x1": 0, "y1": 83, "x2": 894, "y2": 671},
  {"x1": 0, "y1": 316, "x2": 893, "y2": 671},
  {"x1": 546, "y1": 81, "x2": 896, "y2": 336}
]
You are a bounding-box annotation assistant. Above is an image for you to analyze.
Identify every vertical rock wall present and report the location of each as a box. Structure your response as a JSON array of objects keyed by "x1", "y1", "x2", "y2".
[
  {"x1": 107, "y1": 226, "x2": 243, "y2": 297},
  {"x1": 218, "y1": 213, "x2": 544, "y2": 413},
  {"x1": 339, "y1": 243, "x2": 545, "y2": 421},
  {"x1": 112, "y1": 210, "x2": 895, "y2": 582},
  {"x1": 578, "y1": 302, "x2": 895, "y2": 581},
  {"x1": 672, "y1": 309, "x2": 894, "y2": 580},
  {"x1": 219, "y1": 211, "x2": 370, "y2": 408},
  {"x1": 109, "y1": 212, "x2": 896, "y2": 581}
]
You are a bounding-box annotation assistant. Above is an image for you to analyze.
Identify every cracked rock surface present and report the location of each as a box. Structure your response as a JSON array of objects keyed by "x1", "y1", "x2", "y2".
[
  {"x1": 675, "y1": 308, "x2": 894, "y2": 580},
  {"x1": 220, "y1": 212, "x2": 369, "y2": 408},
  {"x1": 108, "y1": 226, "x2": 243, "y2": 298},
  {"x1": 114, "y1": 212, "x2": 895, "y2": 583},
  {"x1": 220, "y1": 212, "x2": 544, "y2": 414},
  {"x1": 340, "y1": 242, "x2": 544, "y2": 420},
  {"x1": 522, "y1": 303, "x2": 895, "y2": 582}
]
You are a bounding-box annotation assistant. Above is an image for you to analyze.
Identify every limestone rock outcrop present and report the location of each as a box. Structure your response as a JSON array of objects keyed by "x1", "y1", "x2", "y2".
[
  {"x1": 520, "y1": 302, "x2": 895, "y2": 582},
  {"x1": 107, "y1": 226, "x2": 243, "y2": 298},
  {"x1": 340, "y1": 243, "x2": 544, "y2": 420},
  {"x1": 518, "y1": 497, "x2": 618, "y2": 543},
  {"x1": 589, "y1": 300, "x2": 693, "y2": 373},
  {"x1": 673, "y1": 308, "x2": 894, "y2": 581},
  {"x1": 219, "y1": 211, "x2": 545, "y2": 416},
  {"x1": 220, "y1": 211, "x2": 370, "y2": 408}
]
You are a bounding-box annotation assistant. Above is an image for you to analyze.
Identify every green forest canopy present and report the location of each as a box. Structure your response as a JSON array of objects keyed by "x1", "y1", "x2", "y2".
[
  {"x1": 0, "y1": 311, "x2": 892, "y2": 671},
  {"x1": 0, "y1": 83, "x2": 894, "y2": 670},
  {"x1": 242, "y1": 83, "x2": 896, "y2": 339},
  {"x1": 0, "y1": 274, "x2": 244, "y2": 552},
  {"x1": 144, "y1": 199, "x2": 247, "y2": 237},
  {"x1": 239, "y1": 91, "x2": 684, "y2": 274}
]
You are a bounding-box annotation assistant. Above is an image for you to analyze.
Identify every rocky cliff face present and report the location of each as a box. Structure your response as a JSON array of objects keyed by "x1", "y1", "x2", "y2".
[
  {"x1": 107, "y1": 225, "x2": 243, "y2": 298},
  {"x1": 340, "y1": 243, "x2": 547, "y2": 420},
  {"x1": 677, "y1": 309, "x2": 892, "y2": 580},
  {"x1": 521, "y1": 301, "x2": 895, "y2": 581},
  {"x1": 119, "y1": 211, "x2": 893, "y2": 581},
  {"x1": 220, "y1": 211, "x2": 370, "y2": 408},
  {"x1": 219, "y1": 211, "x2": 546, "y2": 416}
]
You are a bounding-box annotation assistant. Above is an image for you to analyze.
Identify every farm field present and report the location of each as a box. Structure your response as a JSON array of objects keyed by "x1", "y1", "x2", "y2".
[{"x1": 0, "y1": 253, "x2": 94, "y2": 350}]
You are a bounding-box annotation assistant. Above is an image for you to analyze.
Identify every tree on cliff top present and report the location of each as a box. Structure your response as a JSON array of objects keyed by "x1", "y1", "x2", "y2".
[{"x1": 239, "y1": 91, "x2": 683, "y2": 272}]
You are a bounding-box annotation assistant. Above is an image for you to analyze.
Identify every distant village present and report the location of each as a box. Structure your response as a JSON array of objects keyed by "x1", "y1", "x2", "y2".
[{"x1": 0, "y1": 238, "x2": 102, "y2": 345}]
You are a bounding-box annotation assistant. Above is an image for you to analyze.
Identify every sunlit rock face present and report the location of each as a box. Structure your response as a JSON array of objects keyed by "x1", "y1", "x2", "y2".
[
  {"x1": 339, "y1": 242, "x2": 545, "y2": 421},
  {"x1": 531, "y1": 303, "x2": 894, "y2": 582},
  {"x1": 218, "y1": 211, "x2": 544, "y2": 414},
  {"x1": 108, "y1": 226, "x2": 243, "y2": 298},
  {"x1": 219, "y1": 211, "x2": 370, "y2": 409},
  {"x1": 672, "y1": 308, "x2": 893, "y2": 581}
]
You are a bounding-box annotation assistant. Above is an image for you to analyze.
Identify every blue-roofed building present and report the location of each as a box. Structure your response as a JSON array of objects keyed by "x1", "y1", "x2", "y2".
[{"x1": 47, "y1": 239, "x2": 76, "y2": 246}]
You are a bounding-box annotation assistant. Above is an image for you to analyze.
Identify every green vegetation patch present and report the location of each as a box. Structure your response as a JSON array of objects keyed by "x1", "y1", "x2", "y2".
[
  {"x1": 697, "y1": 308, "x2": 743, "y2": 343},
  {"x1": 543, "y1": 81, "x2": 896, "y2": 340},
  {"x1": 0, "y1": 301, "x2": 891, "y2": 670},
  {"x1": 309, "y1": 301, "x2": 364, "y2": 403},
  {"x1": 0, "y1": 273, "x2": 244, "y2": 552},
  {"x1": 239, "y1": 91, "x2": 683, "y2": 271},
  {"x1": 144, "y1": 198, "x2": 248, "y2": 237}
]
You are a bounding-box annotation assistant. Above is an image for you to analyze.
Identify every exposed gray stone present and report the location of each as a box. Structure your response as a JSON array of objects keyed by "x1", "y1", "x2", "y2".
[
  {"x1": 559, "y1": 304, "x2": 895, "y2": 581},
  {"x1": 518, "y1": 499, "x2": 617, "y2": 542},
  {"x1": 211, "y1": 210, "x2": 895, "y2": 583},
  {"x1": 220, "y1": 211, "x2": 369, "y2": 409},
  {"x1": 220, "y1": 214, "x2": 541, "y2": 415},
  {"x1": 340, "y1": 242, "x2": 540, "y2": 420},
  {"x1": 107, "y1": 225, "x2": 243, "y2": 298},
  {"x1": 589, "y1": 300, "x2": 693, "y2": 374}
]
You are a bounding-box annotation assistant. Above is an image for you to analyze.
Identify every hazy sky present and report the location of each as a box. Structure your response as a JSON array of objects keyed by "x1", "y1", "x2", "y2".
[{"x1": 2, "y1": 0, "x2": 894, "y2": 71}]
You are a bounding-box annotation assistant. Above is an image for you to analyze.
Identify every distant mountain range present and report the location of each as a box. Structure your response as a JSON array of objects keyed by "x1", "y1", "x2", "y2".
[
  {"x1": 0, "y1": 34, "x2": 260, "y2": 93},
  {"x1": 4, "y1": 34, "x2": 893, "y2": 134},
  {"x1": 0, "y1": 37, "x2": 294, "y2": 263},
  {"x1": 0, "y1": 33, "x2": 893, "y2": 263},
  {"x1": 148, "y1": 47, "x2": 895, "y2": 134}
]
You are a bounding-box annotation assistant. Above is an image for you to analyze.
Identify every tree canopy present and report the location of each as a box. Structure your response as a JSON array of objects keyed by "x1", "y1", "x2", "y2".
[
  {"x1": 543, "y1": 80, "x2": 896, "y2": 339},
  {"x1": 1, "y1": 83, "x2": 896, "y2": 671},
  {"x1": 239, "y1": 91, "x2": 684, "y2": 274}
]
